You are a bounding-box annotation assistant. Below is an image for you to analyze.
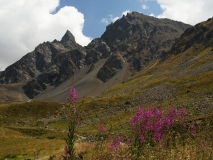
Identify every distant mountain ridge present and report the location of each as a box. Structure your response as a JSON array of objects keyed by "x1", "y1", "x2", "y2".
[
  {"x1": 167, "y1": 17, "x2": 213, "y2": 55},
  {"x1": 0, "y1": 12, "x2": 191, "y2": 102}
]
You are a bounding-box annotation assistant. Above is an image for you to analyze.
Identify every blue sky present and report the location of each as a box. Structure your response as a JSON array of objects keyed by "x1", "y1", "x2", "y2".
[
  {"x1": 0, "y1": 0, "x2": 213, "y2": 71},
  {"x1": 57, "y1": 0, "x2": 162, "y2": 38}
]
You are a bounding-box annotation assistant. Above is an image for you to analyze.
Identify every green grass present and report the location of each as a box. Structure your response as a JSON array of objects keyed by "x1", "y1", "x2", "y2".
[
  {"x1": 0, "y1": 101, "x2": 63, "y2": 126},
  {"x1": 0, "y1": 101, "x2": 68, "y2": 159},
  {"x1": 0, "y1": 126, "x2": 65, "y2": 159}
]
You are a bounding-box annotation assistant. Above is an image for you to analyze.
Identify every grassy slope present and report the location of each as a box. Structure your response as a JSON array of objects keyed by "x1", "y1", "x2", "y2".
[
  {"x1": 0, "y1": 126, "x2": 65, "y2": 160},
  {"x1": 1, "y1": 45, "x2": 213, "y2": 159}
]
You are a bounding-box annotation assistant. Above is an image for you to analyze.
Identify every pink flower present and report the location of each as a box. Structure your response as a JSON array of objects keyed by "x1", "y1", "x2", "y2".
[
  {"x1": 144, "y1": 110, "x2": 153, "y2": 118},
  {"x1": 68, "y1": 87, "x2": 77, "y2": 104},
  {"x1": 64, "y1": 146, "x2": 70, "y2": 157},
  {"x1": 66, "y1": 153, "x2": 70, "y2": 158},
  {"x1": 153, "y1": 119, "x2": 163, "y2": 131},
  {"x1": 97, "y1": 124, "x2": 106, "y2": 133},
  {"x1": 134, "y1": 107, "x2": 144, "y2": 122},
  {"x1": 110, "y1": 136, "x2": 123, "y2": 149},
  {"x1": 153, "y1": 131, "x2": 163, "y2": 141},
  {"x1": 164, "y1": 117, "x2": 174, "y2": 128},
  {"x1": 168, "y1": 108, "x2": 178, "y2": 118},
  {"x1": 153, "y1": 107, "x2": 163, "y2": 119}
]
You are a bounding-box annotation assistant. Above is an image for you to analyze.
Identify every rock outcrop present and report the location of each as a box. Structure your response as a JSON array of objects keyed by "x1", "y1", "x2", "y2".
[
  {"x1": 168, "y1": 17, "x2": 213, "y2": 55},
  {"x1": 97, "y1": 52, "x2": 125, "y2": 82},
  {"x1": 0, "y1": 31, "x2": 80, "y2": 84}
]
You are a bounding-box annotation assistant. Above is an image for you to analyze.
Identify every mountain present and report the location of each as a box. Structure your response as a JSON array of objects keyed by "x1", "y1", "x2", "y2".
[
  {"x1": 0, "y1": 12, "x2": 191, "y2": 103},
  {"x1": 100, "y1": 12, "x2": 190, "y2": 72}
]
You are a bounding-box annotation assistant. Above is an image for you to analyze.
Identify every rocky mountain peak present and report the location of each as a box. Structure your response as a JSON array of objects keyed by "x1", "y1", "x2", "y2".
[
  {"x1": 60, "y1": 30, "x2": 80, "y2": 49},
  {"x1": 101, "y1": 11, "x2": 191, "y2": 48},
  {"x1": 60, "y1": 30, "x2": 75, "y2": 43}
]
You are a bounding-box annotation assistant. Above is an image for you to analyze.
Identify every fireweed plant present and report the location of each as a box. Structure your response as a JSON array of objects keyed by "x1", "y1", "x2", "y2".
[
  {"x1": 128, "y1": 107, "x2": 188, "y2": 159},
  {"x1": 106, "y1": 107, "x2": 190, "y2": 159},
  {"x1": 63, "y1": 78, "x2": 78, "y2": 160}
]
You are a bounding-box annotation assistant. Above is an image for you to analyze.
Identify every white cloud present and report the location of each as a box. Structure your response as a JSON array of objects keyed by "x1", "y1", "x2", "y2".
[
  {"x1": 149, "y1": 13, "x2": 155, "y2": 17},
  {"x1": 109, "y1": 14, "x2": 120, "y2": 22},
  {"x1": 101, "y1": 15, "x2": 118, "y2": 24},
  {"x1": 142, "y1": 4, "x2": 149, "y2": 9},
  {"x1": 101, "y1": 10, "x2": 131, "y2": 24},
  {"x1": 156, "y1": 0, "x2": 213, "y2": 25},
  {"x1": 101, "y1": 18, "x2": 109, "y2": 24},
  {"x1": 122, "y1": 10, "x2": 131, "y2": 16},
  {"x1": 0, "y1": 0, "x2": 92, "y2": 71}
]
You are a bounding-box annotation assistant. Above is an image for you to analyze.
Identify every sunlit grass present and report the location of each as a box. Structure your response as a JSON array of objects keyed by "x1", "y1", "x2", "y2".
[
  {"x1": 0, "y1": 101, "x2": 63, "y2": 126},
  {"x1": 0, "y1": 127, "x2": 65, "y2": 159}
]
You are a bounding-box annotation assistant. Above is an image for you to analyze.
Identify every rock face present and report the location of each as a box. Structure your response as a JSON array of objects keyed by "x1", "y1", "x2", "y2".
[
  {"x1": 101, "y1": 12, "x2": 191, "y2": 70},
  {"x1": 0, "y1": 12, "x2": 192, "y2": 100},
  {"x1": 168, "y1": 17, "x2": 213, "y2": 55},
  {"x1": 84, "y1": 38, "x2": 111, "y2": 66},
  {"x1": 97, "y1": 52, "x2": 125, "y2": 82}
]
